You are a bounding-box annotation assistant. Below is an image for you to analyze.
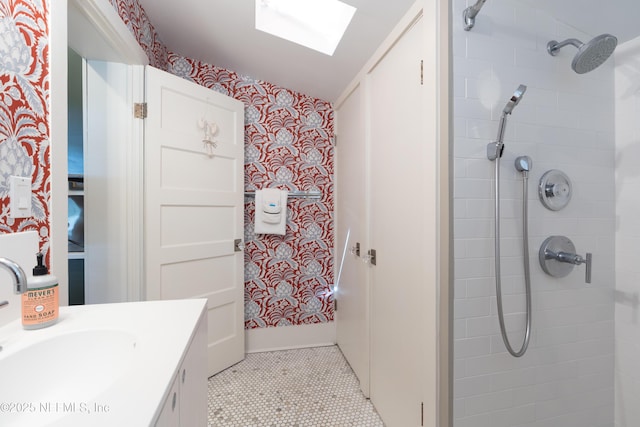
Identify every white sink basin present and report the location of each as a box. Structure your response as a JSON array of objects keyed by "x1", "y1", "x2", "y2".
[
  {"x1": 0, "y1": 329, "x2": 137, "y2": 402},
  {"x1": 0, "y1": 299, "x2": 207, "y2": 427}
]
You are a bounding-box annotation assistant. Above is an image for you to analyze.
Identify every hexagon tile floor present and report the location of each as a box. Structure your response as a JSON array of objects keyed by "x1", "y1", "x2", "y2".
[{"x1": 207, "y1": 345, "x2": 385, "y2": 426}]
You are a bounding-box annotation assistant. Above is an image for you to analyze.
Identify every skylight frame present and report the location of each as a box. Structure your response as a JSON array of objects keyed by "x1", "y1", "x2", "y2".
[{"x1": 255, "y1": 0, "x2": 357, "y2": 56}]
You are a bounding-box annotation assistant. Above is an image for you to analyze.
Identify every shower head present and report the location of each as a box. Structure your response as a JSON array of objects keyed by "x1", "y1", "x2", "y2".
[
  {"x1": 488, "y1": 84, "x2": 528, "y2": 160},
  {"x1": 547, "y1": 34, "x2": 617, "y2": 74},
  {"x1": 502, "y1": 84, "x2": 527, "y2": 115}
]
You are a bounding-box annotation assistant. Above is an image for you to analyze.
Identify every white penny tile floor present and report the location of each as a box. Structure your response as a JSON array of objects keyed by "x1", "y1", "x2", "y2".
[{"x1": 207, "y1": 345, "x2": 384, "y2": 426}]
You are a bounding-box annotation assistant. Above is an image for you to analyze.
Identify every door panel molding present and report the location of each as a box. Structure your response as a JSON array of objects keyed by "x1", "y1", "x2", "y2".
[{"x1": 145, "y1": 66, "x2": 245, "y2": 376}]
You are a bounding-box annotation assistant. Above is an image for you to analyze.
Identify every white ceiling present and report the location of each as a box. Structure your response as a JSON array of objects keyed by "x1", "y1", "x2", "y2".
[
  {"x1": 136, "y1": 0, "x2": 640, "y2": 103},
  {"x1": 136, "y1": 0, "x2": 416, "y2": 102}
]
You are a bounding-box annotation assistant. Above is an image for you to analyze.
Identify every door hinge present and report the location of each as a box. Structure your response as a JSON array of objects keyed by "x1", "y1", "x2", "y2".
[
  {"x1": 234, "y1": 238, "x2": 245, "y2": 252},
  {"x1": 349, "y1": 242, "x2": 360, "y2": 257},
  {"x1": 420, "y1": 60, "x2": 424, "y2": 85},
  {"x1": 421, "y1": 402, "x2": 424, "y2": 426},
  {"x1": 368, "y1": 249, "x2": 377, "y2": 266},
  {"x1": 334, "y1": 299, "x2": 337, "y2": 312},
  {"x1": 134, "y1": 102, "x2": 147, "y2": 119}
]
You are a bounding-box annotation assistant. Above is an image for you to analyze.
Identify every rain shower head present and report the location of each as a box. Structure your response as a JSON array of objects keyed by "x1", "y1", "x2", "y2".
[
  {"x1": 547, "y1": 34, "x2": 618, "y2": 74},
  {"x1": 503, "y1": 84, "x2": 527, "y2": 115}
]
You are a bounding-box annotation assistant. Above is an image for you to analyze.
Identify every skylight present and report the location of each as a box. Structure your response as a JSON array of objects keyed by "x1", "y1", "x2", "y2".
[{"x1": 255, "y1": 0, "x2": 357, "y2": 56}]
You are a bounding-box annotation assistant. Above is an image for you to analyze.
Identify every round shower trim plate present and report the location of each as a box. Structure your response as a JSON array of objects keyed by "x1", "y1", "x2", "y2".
[{"x1": 538, "y1": 169, "x2": 572, "y2": 211}]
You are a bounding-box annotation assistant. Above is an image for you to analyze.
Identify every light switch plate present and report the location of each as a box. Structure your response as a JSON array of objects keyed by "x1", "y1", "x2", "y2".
[{"x1": 9, "y1": 175, "x2": 32, "y2": 219}]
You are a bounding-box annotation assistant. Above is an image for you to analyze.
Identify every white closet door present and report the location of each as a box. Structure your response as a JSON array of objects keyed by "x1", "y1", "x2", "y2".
[
  {"x1": 369, "y1": 17, "x2": 427, "y2": 426},
  {"x1": 144, "y1": 66, "x2": 245, "y2": 376},
  {"x1": 84, "y1": 60, "x2": 144, "y2": 305},
  {"x1": 335, "y1": 83, "x2": 371, "y2": 396},
  {"x1": 84, "y1": 60, "x2": 131, "y2": 305}
]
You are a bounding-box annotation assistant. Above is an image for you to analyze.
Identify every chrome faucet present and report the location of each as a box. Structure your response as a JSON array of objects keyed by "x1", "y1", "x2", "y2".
[
  {"x1": 0, "y1": 258, "x2": 27, "y2": 352},
  {"x1": 0, "y1": 257, "x2": 28, "y2": 299}
]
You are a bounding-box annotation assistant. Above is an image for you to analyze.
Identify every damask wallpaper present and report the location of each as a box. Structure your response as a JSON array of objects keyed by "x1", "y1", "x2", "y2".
[
  {"x1": 107, "y1": 0, "x2": 168, "y2": 71},
  {"x1": 169, "y1": 55, "x2": 335, "y2": 328},
  {"x1": 0, "y1": 0, "x2": 335, "y2": 328},
  {"x1": 110, "y1": 0, "x2": 336, "y2": 328},
  {"x1": 0, "y1": 0, "x2": 50, "y2": 255}
]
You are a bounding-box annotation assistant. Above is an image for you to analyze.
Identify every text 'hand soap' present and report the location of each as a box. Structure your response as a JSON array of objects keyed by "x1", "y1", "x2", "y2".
[{"x1": 22, "y1": 252, "x2": 59, "y2": 329}]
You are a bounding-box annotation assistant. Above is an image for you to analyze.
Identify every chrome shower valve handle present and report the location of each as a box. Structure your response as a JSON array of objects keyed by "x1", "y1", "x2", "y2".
[
  {"x1": 558, "y1": 251, "x2": 591, "y2": 284},
  {"x1": 545, "y1": 249, "x2": 593, "y2": 284},
  {"x1": 584, "y1": 253, "x2": 592, "y2": 283},
  {"x1": 539, "y1": 236, "x2": 593, "y2": 284}
]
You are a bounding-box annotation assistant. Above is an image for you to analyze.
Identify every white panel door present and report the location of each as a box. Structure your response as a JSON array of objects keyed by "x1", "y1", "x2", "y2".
[
  {"x1": 369, "y1": 17, "x2": 426, "y2": 426},
  {"x1": 144, "y1": 66, "x2": 245, "y2": 376},
  {"x1": 335, "y1": 83, "x2": 371, "y2": 397},
  {"x1": 84, "y1": 60, "x2": 138, "y2": 305}
]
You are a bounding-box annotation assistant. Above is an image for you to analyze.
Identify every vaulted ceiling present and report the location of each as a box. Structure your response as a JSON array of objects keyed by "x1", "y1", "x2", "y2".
[
  {"x1": 136, "y1": 0, "x2": 640, "y2": 102},
  {"x1": 136, "y1": 0, "x2": 416, "y2": 102}
]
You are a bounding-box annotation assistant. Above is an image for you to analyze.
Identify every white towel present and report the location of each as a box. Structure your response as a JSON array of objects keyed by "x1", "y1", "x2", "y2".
[{"x1": 254, "y1": 189, "x2": 288, "y2": 235}]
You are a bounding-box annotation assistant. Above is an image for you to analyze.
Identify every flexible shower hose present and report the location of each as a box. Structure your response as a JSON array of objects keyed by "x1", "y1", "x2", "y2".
[{"x1": 493, "y1": 155, "x2": 532, "y2": 358}]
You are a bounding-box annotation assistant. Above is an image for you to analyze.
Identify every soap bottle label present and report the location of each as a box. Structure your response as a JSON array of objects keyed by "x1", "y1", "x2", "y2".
[{"x1": 22, "y1": 284, "x2": 59, "y2": 327}]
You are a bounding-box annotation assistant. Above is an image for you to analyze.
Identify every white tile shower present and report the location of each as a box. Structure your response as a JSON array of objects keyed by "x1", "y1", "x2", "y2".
[
  {"x1": 614, "y1": 36, "x2": 640, "y2": 427},
  {"x1": 453, "y1": 0, "x2": 615, "y2": 426}
]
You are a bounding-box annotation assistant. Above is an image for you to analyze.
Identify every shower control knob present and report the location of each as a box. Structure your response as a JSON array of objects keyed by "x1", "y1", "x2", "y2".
[
  {"x1": 539, "y1": 236, "x2": 592, "y2": 284},
  {"x1": 539, "y1": 170, "x2": 572, "y2": 211},
  {"x1": 550, "y1": 181, "x2": 570, "y2": 198}
]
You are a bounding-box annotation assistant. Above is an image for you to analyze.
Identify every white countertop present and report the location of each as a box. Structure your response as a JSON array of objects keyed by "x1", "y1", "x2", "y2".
[{"x1": 0, "y1": 298, "x2": 207, "y2": 427}]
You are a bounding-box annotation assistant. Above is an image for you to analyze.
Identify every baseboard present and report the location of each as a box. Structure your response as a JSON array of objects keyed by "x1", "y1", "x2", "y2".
[{"x1": 246, "y1": 322, "x2": 336, "y2": 353}]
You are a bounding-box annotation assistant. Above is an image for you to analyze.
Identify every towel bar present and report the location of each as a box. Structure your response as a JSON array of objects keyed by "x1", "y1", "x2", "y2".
[{"x1": 244, "y1": 190, "x2": 321, "y2": 200}]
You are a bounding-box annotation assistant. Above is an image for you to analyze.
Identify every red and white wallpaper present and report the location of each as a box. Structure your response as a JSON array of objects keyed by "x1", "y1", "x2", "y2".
[
  {"x1": 168, "y1": 55, "x2": 335, "y2": 328},
  {"x1": 110, "y1": 1, "x2": 336, "y2": 329},
  {"x1": 107, "y1": 0, "x2": 169, "y2": 71},
  {"x1": 0, "y1": 0, "x2": 50, "y2": 256}
]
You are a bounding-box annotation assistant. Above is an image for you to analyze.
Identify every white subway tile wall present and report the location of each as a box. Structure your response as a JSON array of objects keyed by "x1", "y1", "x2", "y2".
[
  {"x1": 453, "y1": 1, "x2": 615, "y2": 426},
  {"x1": 614, "y1": 37, "x2": 640, "y2": 427}
]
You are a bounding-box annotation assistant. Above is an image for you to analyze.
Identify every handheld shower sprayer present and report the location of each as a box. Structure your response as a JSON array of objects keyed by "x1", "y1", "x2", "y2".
[
  {"x1": 488, "y1": 85, "x2": 533, "y2": 358},
  {"x1": 503, "y1": 84, "x2": 527, "y2": 115},
  {"x1": 487, "y1": 84, "x2": 527, "y2": 161}
]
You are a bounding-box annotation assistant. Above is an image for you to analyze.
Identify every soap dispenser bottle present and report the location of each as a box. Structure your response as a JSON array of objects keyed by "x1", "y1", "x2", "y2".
[{"x1": 22, "y1": 252, "x2": 59, "y2": 329}]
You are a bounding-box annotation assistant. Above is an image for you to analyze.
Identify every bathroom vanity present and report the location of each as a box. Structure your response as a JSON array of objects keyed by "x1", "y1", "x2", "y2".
[{"x1": 0, "y1": 298, "x2": 207, "y2": 426}]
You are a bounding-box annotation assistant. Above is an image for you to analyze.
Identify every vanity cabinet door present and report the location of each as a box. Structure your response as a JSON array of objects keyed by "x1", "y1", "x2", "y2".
[
  {"x1": 155, "y1": 375, "x2": 180, "y2": 427},
  {"x1": 179, "y1": 314, "x2": 208, "y2": 426},
  {"x1": 154, "y1": 310, "x2": 207, "y2": 426}
]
